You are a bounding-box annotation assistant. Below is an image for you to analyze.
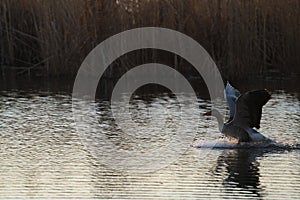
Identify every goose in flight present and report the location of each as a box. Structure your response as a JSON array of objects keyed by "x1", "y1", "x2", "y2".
[{"x1": 204, "y1": 82, "x2": 273, "y2": 143}]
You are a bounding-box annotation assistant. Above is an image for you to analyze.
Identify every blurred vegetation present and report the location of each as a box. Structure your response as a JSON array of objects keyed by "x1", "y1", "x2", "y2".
[{"x1": 0, "y1": 0, "x2": 299, "y2": 81}]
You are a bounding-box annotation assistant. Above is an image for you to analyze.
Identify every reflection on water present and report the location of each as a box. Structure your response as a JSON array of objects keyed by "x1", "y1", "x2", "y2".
[
  {"x1": 214, "y1": 150, "x2": 262, "y2": 194},
  {"x1": 0, "y1": 90, "x2": 299, "y2": 199}
]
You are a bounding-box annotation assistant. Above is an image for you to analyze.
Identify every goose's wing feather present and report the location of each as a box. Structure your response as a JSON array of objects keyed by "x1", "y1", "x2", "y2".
[
  {"x1": 224, "y1": 82, "x2": 241, "y2": 118},
  {"x1": 233, "y1": 89, "x2": 271, "y2": 129}
]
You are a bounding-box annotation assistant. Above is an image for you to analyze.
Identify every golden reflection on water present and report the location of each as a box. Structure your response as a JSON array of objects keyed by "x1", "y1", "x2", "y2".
[
  {"x1": 0, "y1": 91, "x2": 299, "y2": 199},
  {"x1": 0, "y1": 136, "x2": 93, "y2": 198}
]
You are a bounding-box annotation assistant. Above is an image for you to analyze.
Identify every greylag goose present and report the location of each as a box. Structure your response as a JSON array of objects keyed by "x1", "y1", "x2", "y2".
[{"x1": 204, "y1": 82, "x2": 272, "y2": 143}]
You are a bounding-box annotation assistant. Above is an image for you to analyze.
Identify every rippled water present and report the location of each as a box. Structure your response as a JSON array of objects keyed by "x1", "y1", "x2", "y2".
[{"x1": 0, "y1": 90, "x2": 299, "y2": 199}]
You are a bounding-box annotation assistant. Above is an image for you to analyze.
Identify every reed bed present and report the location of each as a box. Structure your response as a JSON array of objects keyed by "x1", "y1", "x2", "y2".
[{"x1": 0, "y1": 0, "x2": 299, "y2": 80}]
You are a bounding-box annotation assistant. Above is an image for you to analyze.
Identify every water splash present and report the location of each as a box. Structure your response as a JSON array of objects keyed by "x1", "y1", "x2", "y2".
[{"x1": 193, "y1": 138, "x2": 300, "y2": 150}]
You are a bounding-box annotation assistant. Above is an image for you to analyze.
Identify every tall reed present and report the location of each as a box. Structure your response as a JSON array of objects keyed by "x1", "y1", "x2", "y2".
[{"x1": 0, "y1": 0, "x2": 299, "y2": 79}]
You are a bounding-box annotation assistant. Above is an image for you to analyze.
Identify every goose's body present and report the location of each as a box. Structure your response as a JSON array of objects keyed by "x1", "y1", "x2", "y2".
[{"x1": 205, "y1": 82, "x2": 273, "y2": 143}]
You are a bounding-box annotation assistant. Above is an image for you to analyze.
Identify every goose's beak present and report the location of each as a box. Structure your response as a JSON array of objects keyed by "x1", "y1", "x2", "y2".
[{"x1": 203, "y1": 111, "x2": 212, "y2": 116}]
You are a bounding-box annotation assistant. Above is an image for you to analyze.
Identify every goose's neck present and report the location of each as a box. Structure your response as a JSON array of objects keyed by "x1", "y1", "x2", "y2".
[{"x1": 211, "y1": 109, "x2": 224, "y2": 132}]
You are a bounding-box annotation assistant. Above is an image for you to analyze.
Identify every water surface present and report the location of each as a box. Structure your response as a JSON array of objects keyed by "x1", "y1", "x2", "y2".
[{"x1": 0, "y1": 90, "x2": 299, "y2": 199}]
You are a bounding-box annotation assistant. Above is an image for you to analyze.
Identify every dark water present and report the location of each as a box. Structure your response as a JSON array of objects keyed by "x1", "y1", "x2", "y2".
[{"x1": 0, "y1": 87, "x2": 299, "y2": 199}]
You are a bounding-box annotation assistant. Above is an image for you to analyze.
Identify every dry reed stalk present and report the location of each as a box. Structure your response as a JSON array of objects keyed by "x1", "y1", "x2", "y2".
[{"x1": 0, "y1": 0, "x2": 299, "y2": 80}]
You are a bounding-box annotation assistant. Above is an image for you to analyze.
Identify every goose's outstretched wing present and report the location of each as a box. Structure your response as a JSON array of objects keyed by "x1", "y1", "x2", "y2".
[
  {"x1": 224, "y1": 82, "x2": 241, "y2": 119},
  {"x1": 233, "y1": 89, "x2": 271, "y2": 129}
]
